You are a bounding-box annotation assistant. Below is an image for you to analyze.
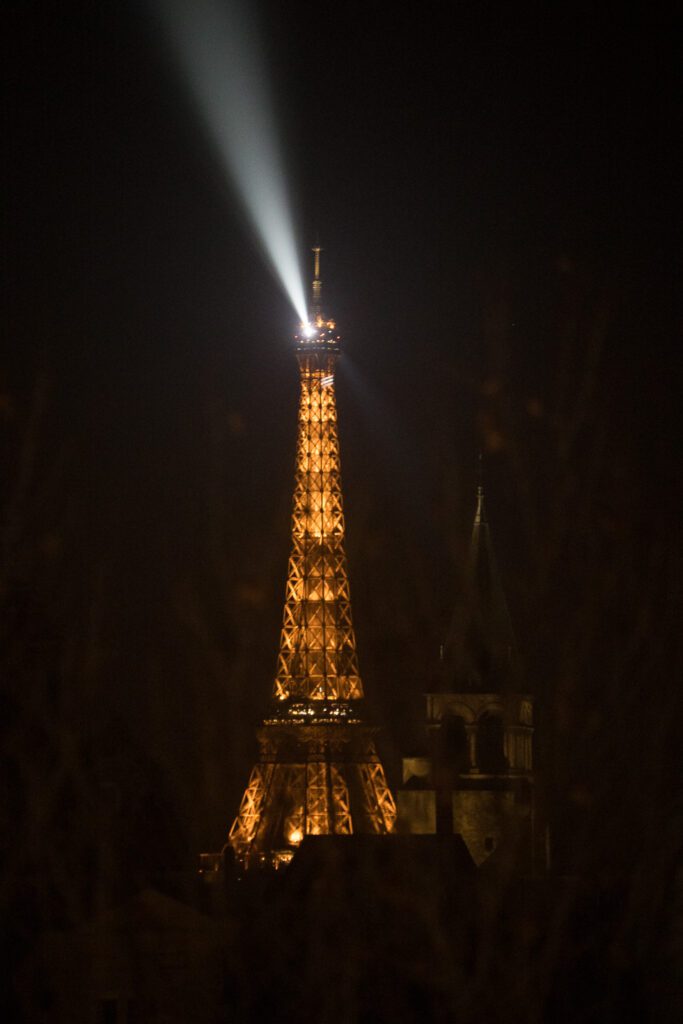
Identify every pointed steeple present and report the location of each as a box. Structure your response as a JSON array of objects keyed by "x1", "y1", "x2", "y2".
[{"x1": 441, "y1": 465, "x2": 519, "y2": 692}]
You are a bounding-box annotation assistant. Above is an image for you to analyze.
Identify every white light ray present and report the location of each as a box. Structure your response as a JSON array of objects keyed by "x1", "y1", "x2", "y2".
[{"x1": 156, "y1": 0, "x2": 308, "y2": 323}]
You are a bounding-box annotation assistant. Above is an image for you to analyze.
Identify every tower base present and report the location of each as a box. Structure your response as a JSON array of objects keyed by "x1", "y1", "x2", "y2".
[{"x1": 228, "y1": 705, "x2": 396, "y2": 867}]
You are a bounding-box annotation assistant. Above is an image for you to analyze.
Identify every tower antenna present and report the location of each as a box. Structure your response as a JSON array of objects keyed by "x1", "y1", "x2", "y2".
[
  {"x1": 311, "y1": 244, "x2": 323, "y2": 322},
  {"x1": 475, "y1": 450, "x2": 486, "y2": 525}
]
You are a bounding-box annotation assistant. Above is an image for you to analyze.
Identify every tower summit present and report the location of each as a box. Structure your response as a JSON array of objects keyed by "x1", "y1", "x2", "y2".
[
  {"x1": 310, "y1": 244, "x2": 322, "y2": 321},
  {"x1": 227, "y1": 250, "x2": 396, "y2": 868}
]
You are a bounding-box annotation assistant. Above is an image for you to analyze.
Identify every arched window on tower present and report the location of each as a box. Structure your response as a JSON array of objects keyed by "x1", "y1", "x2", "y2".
[
  {"x1": 439, "y1": 714, "x2": 468, "y2": 774},
  {"x1": 477, "y1": 712, "x2": 507, "y2": 772}
]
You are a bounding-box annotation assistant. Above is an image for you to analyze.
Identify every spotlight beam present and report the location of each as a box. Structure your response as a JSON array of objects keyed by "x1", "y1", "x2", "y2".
[{"x1": 155, "y1": 0, "x2": 308, "y2": 324}]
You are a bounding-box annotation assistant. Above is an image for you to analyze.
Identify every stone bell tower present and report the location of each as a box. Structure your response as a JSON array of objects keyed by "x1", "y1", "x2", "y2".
[{"x1": 397, "y1": 481, "x2": 535, "y2": 868}]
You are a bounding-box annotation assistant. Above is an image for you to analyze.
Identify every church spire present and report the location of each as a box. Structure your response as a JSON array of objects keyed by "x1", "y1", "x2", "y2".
[
  {"x1": 399, "y1": 461, "x2": 535, "y2": 869},
  {"x1": 442, "y1": 464, "x2": 518, "y2": 692}
]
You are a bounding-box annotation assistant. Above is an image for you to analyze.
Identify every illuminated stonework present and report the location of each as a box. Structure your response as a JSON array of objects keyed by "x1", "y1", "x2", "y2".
[
  {"x1": 227, "y1": 252, "x2": 396, "y2": 866},
  {"x1": 395, "y1": 485, "x2": 537, "y2": 869}
]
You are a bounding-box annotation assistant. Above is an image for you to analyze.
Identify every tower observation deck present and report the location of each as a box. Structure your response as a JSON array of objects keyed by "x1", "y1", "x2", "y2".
[{"x1": 227, "y1": 250, "x2": 396, "y2": 867}]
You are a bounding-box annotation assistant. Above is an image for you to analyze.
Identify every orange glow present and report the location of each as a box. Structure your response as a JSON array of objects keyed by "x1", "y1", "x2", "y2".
[
  {"x1": 273, "y1": 362, "x2": 363, "y2": 702},
  {"x1": 226, "y1": 308, "x2": 398, "y2": 867}
]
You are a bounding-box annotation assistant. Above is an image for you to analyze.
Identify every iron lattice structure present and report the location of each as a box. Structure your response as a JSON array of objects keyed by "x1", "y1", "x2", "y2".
[{"x1": 228, "y1": 253, "x2": 396, "y2": 866}]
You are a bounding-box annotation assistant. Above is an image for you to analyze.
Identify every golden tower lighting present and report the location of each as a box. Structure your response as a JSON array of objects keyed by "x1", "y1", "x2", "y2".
[{"x1": 228, "y1": 250, "x2": 396, "y2": 867}]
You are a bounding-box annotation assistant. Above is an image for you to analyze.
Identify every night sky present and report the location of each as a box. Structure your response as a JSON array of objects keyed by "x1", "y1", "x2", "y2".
[{"x1": 4, "y1": 0, "x2": 680, "y2": 892}]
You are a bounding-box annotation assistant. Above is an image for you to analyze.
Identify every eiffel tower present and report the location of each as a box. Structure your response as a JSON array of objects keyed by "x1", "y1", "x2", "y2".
[{"x1": 228, "y1": 249, "x2": 396, "y2": 867}]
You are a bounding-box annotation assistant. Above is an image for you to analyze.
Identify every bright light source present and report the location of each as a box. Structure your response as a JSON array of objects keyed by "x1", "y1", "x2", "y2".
[
  {"x1": 288, "y1": 827, "x2": 303, "y2": 845},
  {"x1": 303, "y1": 324, "x2": 316, "y2": 338},
  {"x1": 156, "y1": 0, "x2": 308, "y2": 323}
]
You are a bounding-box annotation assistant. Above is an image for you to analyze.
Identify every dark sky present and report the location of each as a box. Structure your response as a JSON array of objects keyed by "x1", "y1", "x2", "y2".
[{"x1": 3, "y1": 1, "x2": 680, "y2": 871}]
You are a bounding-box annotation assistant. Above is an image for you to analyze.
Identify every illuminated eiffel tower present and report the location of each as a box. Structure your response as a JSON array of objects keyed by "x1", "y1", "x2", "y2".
[{"x1": 228, "y1": 250, "x2": 396, "y2": 867}]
